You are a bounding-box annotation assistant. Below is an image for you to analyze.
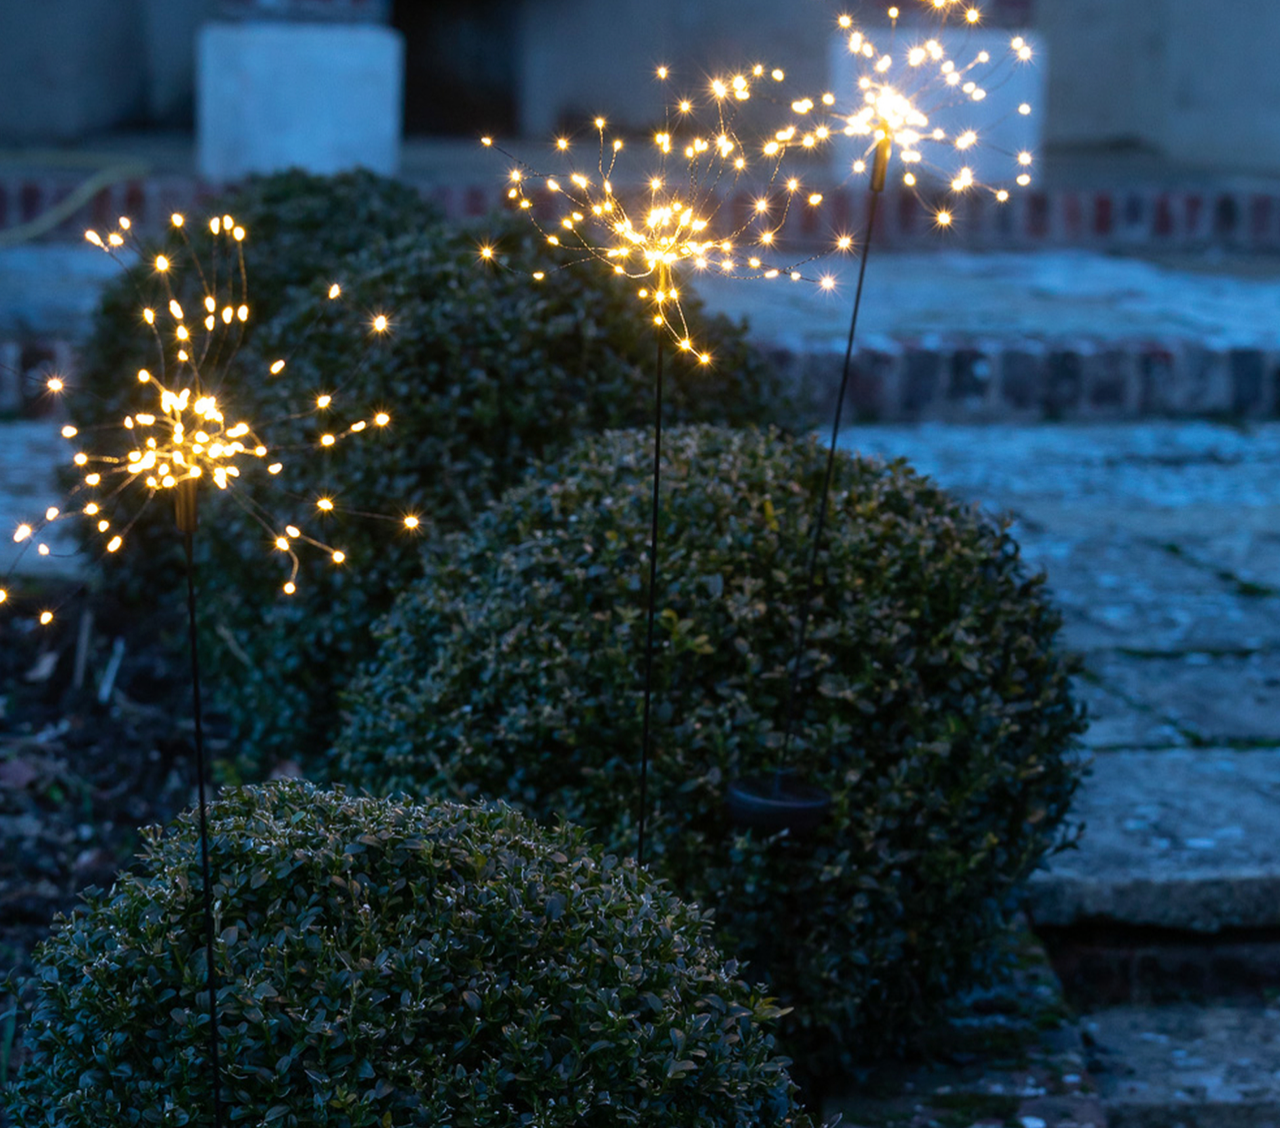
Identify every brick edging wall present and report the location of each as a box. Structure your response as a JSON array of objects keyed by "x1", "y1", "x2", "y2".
[
  {"x1": 430, "y1": 182, "x2": 1280, "y2": 252},
  {"x1": 776, "y1": 339, "x2": 1280, "y2": 422},
  {"x1": 7, "y1": 333, "x2": 1276, "y2": 426},
  {"x1": 5, "y1": 172, "x2": 1280, "y2": 253},
  {"x1": 0, "y1": 175, "x2": 224, "y2": 246}
]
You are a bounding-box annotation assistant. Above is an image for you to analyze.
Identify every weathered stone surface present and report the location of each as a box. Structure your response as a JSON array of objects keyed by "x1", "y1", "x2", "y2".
[
  {"x1": 695, "y1": 255, "x2": 1280, "y2": 352},
  {"x1": 1046, "y1": 351, "x2": 1085, "y2": 416},
  {"x1": 1083, "y1": 652, "x2": 1280, "y2": 744},
  {"x1": 1000, "y1": 350, "x2": 1047, "y2": 412},
  {"x1": 1010, "y1": 501, "x2": 1280, "y2": 542},
  {"x1": 1176, "y1": 533, "x2": 1280, "y2": 594},
  {"x1": 903, "y1": 350, "x2": 943, "y2": 416},
  {"x1": 1085, "y1": 350, "x2": 1136, "y2": 413},
  {"x1": 1067, "y1": 676, "x2": 1188, "y2": 751},
  {"x1": 1230, "y1": 349, "x2": 1269, "y2": 415},
  {"x1": 1010, "y1": 531, "x2": 1280, "y2": 654},
  {"x1": 948, "y1": 348, "x2": 995, "y2": 404},
  {"x1": 840, "y1": 422, "x2": 1280, "y2": 521},
  {"x1": 1025, "y1": 750, "x2": 1280, "y2": 932},
  {"x1": 1084, "y1": 1003, "x2": 1280, "y2": 1128}
]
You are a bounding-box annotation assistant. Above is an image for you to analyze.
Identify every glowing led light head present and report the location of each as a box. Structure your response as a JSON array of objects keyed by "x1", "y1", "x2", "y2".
[
  {"x1": 794, "y1": 9, "x2": 1039, "y2": 226},
  {"x1": 482, "y1": 63, "x2": 837, "y2": 359},
  {"x1": 4, "y1": 212, "x2": 419, "y2": 622}
]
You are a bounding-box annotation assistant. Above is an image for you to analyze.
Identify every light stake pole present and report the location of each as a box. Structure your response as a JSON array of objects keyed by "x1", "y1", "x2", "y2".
[
  {"x1": 175, "y1": 476, "x2": 225, "y2": 1128},
  {"x1": 637, "y1": 329, "x2": 665, "y2": 868},
  {"x1": 777, "y1": 134, "x2": 892, "y2": 775}
]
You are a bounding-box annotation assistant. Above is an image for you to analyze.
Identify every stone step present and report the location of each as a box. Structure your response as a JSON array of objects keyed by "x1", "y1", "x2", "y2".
[
  {"x1": 693, "y1": 252, "x2": 1280, "y2": 423},
  {"x1": 7, "y1": 247, "x2": 1280, "y2": 423},
  {"x1": 1040, "y1": 923, "x2": 1280, "y2": 1012},
  {"x1": 820, "y1": 920, "x2": 1105, "y2": 1128},
  {"x1": 1082, "y1": 1003, "x2": 1280, "y2": 1128},
  {"x1": 1023, "y1": 750, "x2": 1280, "y2": 936}
]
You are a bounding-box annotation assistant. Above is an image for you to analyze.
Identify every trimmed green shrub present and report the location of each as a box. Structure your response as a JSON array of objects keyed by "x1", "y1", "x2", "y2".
[
  {"x1": 333, "y1": 425, "x2": 1091, "y2": 1079},
  {"x1": 175, "y1": 213, "x2": 794, "y2": 774},
  {"x1": 7, "y1": 780, "x2": 815, "y2": 1127},
  {"x1": 66, "y1": 168, "x2": 443, "y2": 607}
]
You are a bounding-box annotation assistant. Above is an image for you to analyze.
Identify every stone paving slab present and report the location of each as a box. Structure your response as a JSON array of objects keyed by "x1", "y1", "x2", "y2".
[
  {"x1": 1067, "y1": 677, "x2": 1189, "y2": 753},
  {"x1": 838, "y1": 421, "x2": 1280, "y2": 516},
  {"x1": 1008, "y1": 502, "x2": 1280, "y2": 543},
  {"x1": 1083, "y1": 1003, "x2": 1280, "y2": 1128},
  {"x1": 1013, "y1": 532, "x2": 1280, "y2": 655},
  {"x1": 1025, "y1": 750, "x2": 1280, "y2": 932},
  {"x1": 1059, "y1": 589, "x2": 1280, "y2": 658},
  {"x1": 698, "y1": 253, "x2": 1280, "y2": 352},
  {"x1": 1083, "y1": 652, "x2": 1280, "y2": 746},
  {"x1": 1179, "y1": 533, "x2": 1280, "y2": 591}
]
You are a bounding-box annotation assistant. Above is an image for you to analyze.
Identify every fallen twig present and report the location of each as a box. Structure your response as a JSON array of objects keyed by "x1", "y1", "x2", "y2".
[
  {"x1": 97, "y1": 638, "x2": 126, "y2": 706},
  {"x1": 72, "y1": 610, "x2": 94, "y2": 692}
]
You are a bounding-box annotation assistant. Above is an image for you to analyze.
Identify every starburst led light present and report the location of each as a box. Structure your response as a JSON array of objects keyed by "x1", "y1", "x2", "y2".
[
  {"x1": 1, "y1": 211, "x2": 426, "y2": 1126},
  {"x1": 0, "y1": 212, "x2": 418, "y2": 621},
  {"x1": 754, "y1": 6, "x2": 1041, "y2": 790},
  {"x1": 481, "y1": 63, "x2": 841, "y2": 363},
  {"x1": 918, "y1": 0, "x2": 985, "y2": 24},
  {"x1": 792, "y1": 7, "x2": 1038, "y2": 227},
  {"x1": 480, "y1": 63, "x2": 847, "y2": 867}
]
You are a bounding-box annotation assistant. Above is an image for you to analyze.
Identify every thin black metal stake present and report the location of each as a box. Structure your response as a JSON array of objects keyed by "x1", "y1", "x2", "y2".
[
  {"x1": 177, "y1": 482, "x2": 224, "y2": 1128},
  {"x1": 637, "y1": 330, "x2": 665, "y2": 868},
  {"x1": 779, "y1": 142, "x2": 890, "y2": 770}
]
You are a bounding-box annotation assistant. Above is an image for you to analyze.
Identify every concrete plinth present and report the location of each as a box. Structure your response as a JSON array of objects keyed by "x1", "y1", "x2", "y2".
[{"x1": 196, "y1": 20, "x2": 403, "y2": 180}]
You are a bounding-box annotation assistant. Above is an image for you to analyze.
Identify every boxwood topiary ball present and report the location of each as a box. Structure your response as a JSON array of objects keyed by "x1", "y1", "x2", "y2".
[
  {"x1": 332, "y1": 424, "x2": 1090, "y2": 1079},
  {"x1": 187, "y1": 213, "x2": 795, "y2": 776},
  {"x1": 8, "y1": 780, "x2": 814, "y2": 1127}
]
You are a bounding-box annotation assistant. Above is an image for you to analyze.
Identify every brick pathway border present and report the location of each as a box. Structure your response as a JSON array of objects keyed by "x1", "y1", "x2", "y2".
[
  {"x1": 5, "y1": 171, "x2": 1280, "y2": 253},
  {"x1": 7, "y1": 332, "x2": 1277, "y2": 425}
]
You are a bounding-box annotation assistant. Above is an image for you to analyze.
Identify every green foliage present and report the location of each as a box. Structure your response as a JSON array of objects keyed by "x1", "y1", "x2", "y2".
[
  {"x1": 67, "y1": 169, "x2": 792, "y2": 774},
  {"x1": 7, "y1": 781, "x2": 814, "y2": 1127},
  {"x1": 67, "y1": 168, "x2": 442, "y2": 606},
  {"x1": 333, "y1": 424, "x2": 1091, "y2": 1079},
  {"x1": 185, "y1": 213, "x2": 792, "y2": 773}
]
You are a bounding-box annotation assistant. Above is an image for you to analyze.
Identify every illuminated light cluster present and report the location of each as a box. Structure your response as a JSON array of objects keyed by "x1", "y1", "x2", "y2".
[
  {"x1": 806, "y1": 7, "x2": 1038, "y2": 226},
  {"x1": 482, "y1": 63, "x2": 843, "y2": 362},
  {"x1": 2, "y1": 213, "x2": 420, "y2": 620},
  {"x1": 923, "y1": 0, "x2": 984, "y2": 23}
]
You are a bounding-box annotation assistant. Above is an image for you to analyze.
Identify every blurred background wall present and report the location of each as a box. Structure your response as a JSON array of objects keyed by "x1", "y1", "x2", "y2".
[
  {"x1": 1039, "y1": 0, "x2": 1280, "y2": 174},
  {"x1": 1, "y1": 0, "x2": 1278, "y2": 175}
]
